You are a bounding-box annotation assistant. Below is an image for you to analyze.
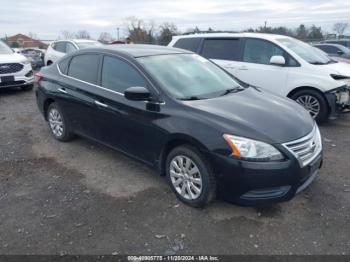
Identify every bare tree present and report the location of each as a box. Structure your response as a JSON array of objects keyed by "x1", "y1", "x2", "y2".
[
  {"x1": 75, "y1": 30, "x2": 91, "y2": 39},
  {"x1": 28, "y1": 32, "x2": 38, "y2": 40},
  {"x1": 333, "y1": 22, "x2": 349, "y2": 36},
  {"x1": 60, "y1": 30, "x2": 76, "y2": 39},
  {"x1": 157, "y1": 22, "x2": 179, "y2": 45},
  {"x1": 125, "y1": 16, "x2": 155, "y2": 44},
  {"x1": 98, "y1": 32, "x2": 114, "y2": 43}
]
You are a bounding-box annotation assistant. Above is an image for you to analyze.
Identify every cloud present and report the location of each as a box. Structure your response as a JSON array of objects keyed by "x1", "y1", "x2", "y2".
[{"x1": 1, "y1": 0, "x2": 349, "y2": 39}]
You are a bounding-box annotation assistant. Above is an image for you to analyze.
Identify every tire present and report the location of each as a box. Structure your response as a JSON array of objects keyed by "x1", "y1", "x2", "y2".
[
  {"x1": 290, "y1": 89, "x2": 329, "y2": 123},
  {"x1": 166, "y1": 145, "x2": 216, "y2": 207},
  {"x1": 21, "y1": 84, "x2": 33, "y2": 91},
  {"x1": 46, "y1": 102, "x2": 74, "y2": 142}
]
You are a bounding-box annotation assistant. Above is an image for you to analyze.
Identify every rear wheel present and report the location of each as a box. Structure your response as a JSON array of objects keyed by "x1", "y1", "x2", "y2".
[
  {"x1": 47, "y1": 103, "x2": 74, "y2": 141},
  {"x1": 166, "y1": 145, "x2": 216, "y2": 207},
  {"x1": 290, "y1": 89, "x2": 329, "y2": 123}
]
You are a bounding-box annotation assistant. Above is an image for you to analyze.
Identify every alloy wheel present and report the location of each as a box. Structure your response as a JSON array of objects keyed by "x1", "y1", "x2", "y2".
[
  {"x1": 169, "y1": 155, "x2": 202, "y2": 200},
  {"x1": 48, "y1": 108, "x2": 64, "y2": 137},
  {"x1": 296, "y1": 95, "x2": 320, "y2": 118}
]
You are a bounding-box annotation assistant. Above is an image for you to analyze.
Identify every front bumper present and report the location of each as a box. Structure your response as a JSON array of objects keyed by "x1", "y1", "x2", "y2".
[
  {"x1": 209, "y1": 152, "x2": 322, "y2": 206},
  {"x1": 325, "y1": 85, "x2": 350, "y2": 118},
  {"x1": 0, "y1": 63, "x2": 34, "y2": 89}
]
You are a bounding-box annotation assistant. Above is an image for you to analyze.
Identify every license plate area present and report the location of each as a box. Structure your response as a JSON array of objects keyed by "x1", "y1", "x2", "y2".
[{"x1": 0, "y1": 76, "x2": 15, "y2": 83}]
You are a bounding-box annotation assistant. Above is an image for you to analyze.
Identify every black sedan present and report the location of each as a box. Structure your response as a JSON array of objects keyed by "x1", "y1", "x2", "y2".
[{"x1": 35, "y1": 45, "x2": 323, "y2": 207}]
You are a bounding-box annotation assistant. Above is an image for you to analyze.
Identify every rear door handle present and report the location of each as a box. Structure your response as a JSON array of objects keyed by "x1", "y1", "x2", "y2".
[
  {"x1": 237, "y1": 66, "x2": 248, "y2": 71},
  {"x1": 58, "y1": 88, "x2": 67, "y2": 94},
  {"x1": 94, "y1": 100, "x2": 108, "y2": 108}
]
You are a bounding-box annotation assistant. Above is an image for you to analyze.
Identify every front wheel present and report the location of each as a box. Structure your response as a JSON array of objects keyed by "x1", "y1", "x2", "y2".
[
  {"x1": 166, "y1": 145, "x2": 216, "y2": 207},
  {"x1": 290, "y1": 89, "x2": 329, "y2": 123}
]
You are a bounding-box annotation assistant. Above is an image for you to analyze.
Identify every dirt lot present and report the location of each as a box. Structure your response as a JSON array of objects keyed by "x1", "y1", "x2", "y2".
[{"x1": 0, "y1": 87, "x2": 349, "y2": 255}]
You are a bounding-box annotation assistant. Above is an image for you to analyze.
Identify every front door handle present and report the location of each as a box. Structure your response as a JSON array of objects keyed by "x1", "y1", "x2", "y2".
[
  {"x1": 58, "y1": 88, "x2": 67, "y2": 94},
  {"x1": 94, "y1": 100, "x2": 108, "y2": 108},
  {"x1": 237, "y1": 66, "x2": 248, "y2": 71}
]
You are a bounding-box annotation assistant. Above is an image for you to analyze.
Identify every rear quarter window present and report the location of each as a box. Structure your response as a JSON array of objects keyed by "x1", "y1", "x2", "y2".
[
  {"x1": 173, "y1": 38, "x2": 201, "y2": 52},
  {"x1": 67, "y1": 54, "x2": 100, "y2": 84},
  {"x1": 58, "y1": 57, "x2": 70, "y2": 74}
]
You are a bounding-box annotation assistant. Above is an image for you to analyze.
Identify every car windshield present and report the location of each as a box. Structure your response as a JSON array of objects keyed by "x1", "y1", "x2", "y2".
[
  {"x1": 75, "y1": 41, "x2": 103, "y2": 49},
  {"x1": 0, "y1": 41, "x2": 14, "y2": 54},
  {"x1": 137, "y1": 54, "x2": 242, "y2": 100},
  {"x1": 277, "y1": 38, "x2": 334, "y2": 65}
]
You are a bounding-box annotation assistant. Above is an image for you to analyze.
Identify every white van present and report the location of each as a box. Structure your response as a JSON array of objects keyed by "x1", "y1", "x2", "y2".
[{"x1": 169, "y1": 33, "x2": 350, "y2": 123}]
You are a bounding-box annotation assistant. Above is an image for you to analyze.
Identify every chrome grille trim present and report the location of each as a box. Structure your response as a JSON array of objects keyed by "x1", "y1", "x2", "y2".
[{"x1": 282, "y1": 125, "x2": 322, "y2": 167}]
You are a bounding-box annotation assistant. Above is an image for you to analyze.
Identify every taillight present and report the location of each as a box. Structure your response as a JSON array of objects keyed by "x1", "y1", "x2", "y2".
[{"x1": 34, "y1": 72, "x2": 43, "y2": 83}]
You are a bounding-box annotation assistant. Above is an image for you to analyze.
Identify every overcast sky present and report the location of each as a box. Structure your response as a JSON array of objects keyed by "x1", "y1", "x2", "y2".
[{"x1": 1, "y1": 0, "x2": 350, "y2": 40}]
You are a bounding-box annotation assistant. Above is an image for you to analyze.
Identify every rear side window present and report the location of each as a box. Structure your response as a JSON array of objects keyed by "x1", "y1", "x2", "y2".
[
  {"x1": 315, "y1": 45, "x2": 329, "y2": 53},
  {"x1": 68, "y1": 54, "x2": 99, "y2": 84},
  {"x1": 58, "y1": 57, "x2": 70, "y2": 74},
  {"x1": 53, "y1": 42, "x2": 66, "y2": 53},
  {"x1": 66, "y1": 43, "x2": 77, "y2": 54},
  {"x1": 173, "y1": 38, "x2": 201, "y2": 52},
  {"x1": 326, "y1": 46, "x2": 340, "y2": 54},
  {"x1": 243, "y1": 39, "x2": 284, "y2": 65},
  {"x1": 101, "y1": 56, "x2": 147, "y2": 94},
  {"x1": 201, "y1": 39, "x2": 241, "y2": 61}
]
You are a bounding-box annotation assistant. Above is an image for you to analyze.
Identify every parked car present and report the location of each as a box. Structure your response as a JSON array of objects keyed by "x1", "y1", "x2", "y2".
[
  {"x1": 313, "y1": 43, "x2": 350, "y2": 63},
  {"x1": 44, "y1": 39, "x2": 102, "y2": 66},
  {"x1": 169, "y1": 33, "x2": 350, "y2": 123},
  {"x1": 36, "y1": 45, "x2": 322, "y2": 207},
  {"x1": 0, "y1": 40, "x2": 34, "y2": 91},
  {"x1": 322, "y1": 39, "x2": 350, "y2": 48},
  {"x1": 20, "y1": 48, "x2": 45, "y2": 69}
]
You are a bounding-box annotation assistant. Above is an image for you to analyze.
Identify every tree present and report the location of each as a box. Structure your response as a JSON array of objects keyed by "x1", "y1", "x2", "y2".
[
  {"x1": 157, "y1": 22, "x2": 178, "y2": 45},
  {"x1": 296, "y1": 24, "x2": 308, "y2": 40},
  {"x1": 98, "y1": 32, "x2": 114, "y2": 43},
  {"x1": 308, "y1": 25, "x2": 323, "y2": 41},
  {"x1": 60, "y1": 30, "x2": 75, "y2": 39},
  {"x1": 333, "y1": 22, "x2": 349, "y2": 36},
  {"x1": 125, "y1": 16, "x2": 155, "y2": 44},
  {"x1": 75, "y1": 30, "x2": 91, "y2": 39}
]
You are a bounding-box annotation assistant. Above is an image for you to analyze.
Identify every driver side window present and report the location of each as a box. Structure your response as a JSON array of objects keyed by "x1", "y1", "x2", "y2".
[{"x1": 101, "y1": 56, "x2": 147, "y2": 94}]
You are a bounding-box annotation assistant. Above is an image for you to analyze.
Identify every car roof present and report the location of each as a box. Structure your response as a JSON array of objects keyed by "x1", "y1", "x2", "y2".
[
  {"x1": 314, "y1": 43, "x2": 345, "y2": 47},
  {"x1": 172, "y1": 32, "x2": 293, "y2": 41},
  {"x1": 324, "y1": 39, "x2": 350, "y2": 42},
  {"x1": 86, "y1": 44, "x2": 192, "y2": 58}
]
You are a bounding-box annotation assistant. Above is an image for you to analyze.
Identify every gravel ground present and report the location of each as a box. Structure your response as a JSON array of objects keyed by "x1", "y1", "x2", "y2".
[{"x1": 0, "y1": 87, "x2": 349, "y2": 255}]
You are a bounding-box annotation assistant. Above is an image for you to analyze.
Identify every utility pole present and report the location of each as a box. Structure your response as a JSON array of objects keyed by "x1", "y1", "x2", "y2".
[
  {"x1": 117, "y1": 27, "x2": 120, "y2": 41},
  {"x1": 264, "y1": 21, "x2": 267, "y2": 30}
]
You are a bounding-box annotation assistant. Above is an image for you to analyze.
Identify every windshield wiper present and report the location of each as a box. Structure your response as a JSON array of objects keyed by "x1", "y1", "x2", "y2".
[
  {"x1": 177, "y1": 96, "x2": 203, "y2": 101},
  {"x1": 220, "y1": 86, "x2": 245, "y2": 96}
]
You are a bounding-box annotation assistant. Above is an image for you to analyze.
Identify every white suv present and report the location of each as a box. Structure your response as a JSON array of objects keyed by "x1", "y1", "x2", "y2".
[
  {"x1": 0, "y1": 40, "x2": 34, "y2": 91},
  {"x1": 44, "y1": 39, "x2": 102, "y2": 66},
  {"x1": 169, "y1": 33, "x2": 350, "y2": 123}
]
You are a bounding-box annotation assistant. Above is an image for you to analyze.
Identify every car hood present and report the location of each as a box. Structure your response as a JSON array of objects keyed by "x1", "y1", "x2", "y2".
[
  {"x1": 322, "y1": 61, "x2": 350, "y2": 77},
  {"x1": 0, "y1": 53, "x2": 27, "y2": 63},
  {"x1": 184, "y1": 87, "x2": 314, "y2": 144}
]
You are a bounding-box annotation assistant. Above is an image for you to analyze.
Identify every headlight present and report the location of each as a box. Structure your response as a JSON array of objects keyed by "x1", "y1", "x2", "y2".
[{"x1": 223, "y1": 134, "x2": 284, "y2": 161}]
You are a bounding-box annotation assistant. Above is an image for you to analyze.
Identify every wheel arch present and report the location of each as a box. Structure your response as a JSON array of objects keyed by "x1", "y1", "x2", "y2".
[
  {"x1": 43, "y1": 98, "x2": 55, "y2": 120},
  {"x1": 157, "y1": 134, "x2": 210, "y2": 176}
]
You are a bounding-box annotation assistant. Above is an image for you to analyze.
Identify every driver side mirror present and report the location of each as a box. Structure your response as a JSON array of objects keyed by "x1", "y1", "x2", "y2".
[
  {"x1": 337, "y1": 50, "x2": 344, "y2": 55},
  {"x1": 124, "y1": 86, "x2": 151, "y2": 101},
  {"x1": 270, "y1": 56, "x2": 286, "y2": 66}
]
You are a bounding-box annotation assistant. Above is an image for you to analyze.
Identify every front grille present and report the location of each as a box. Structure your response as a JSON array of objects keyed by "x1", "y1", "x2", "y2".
[
  {"x1": 283, "y1": 125, "x2": 322, "y2": 167},
  {"x1": 0, "y1": 63, "x2": 24, "y2": 74}
]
